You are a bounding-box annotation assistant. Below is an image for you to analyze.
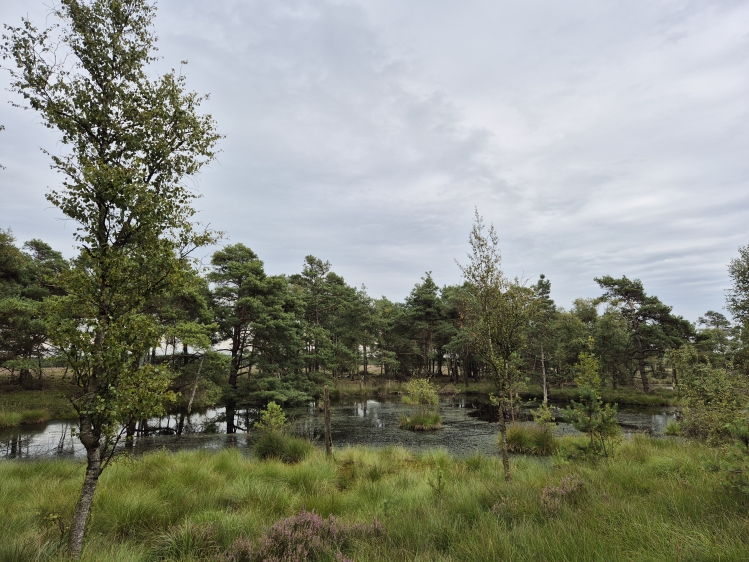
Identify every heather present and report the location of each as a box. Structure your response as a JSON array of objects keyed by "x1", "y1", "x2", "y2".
[{"x1": 2, "y1": 438, "x2": 749, "y2": 561}]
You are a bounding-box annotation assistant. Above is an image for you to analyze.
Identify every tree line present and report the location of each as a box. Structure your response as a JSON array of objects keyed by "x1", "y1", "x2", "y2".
[{"x1": 2, "y1": 226, "x2": 743, "y2": 404}]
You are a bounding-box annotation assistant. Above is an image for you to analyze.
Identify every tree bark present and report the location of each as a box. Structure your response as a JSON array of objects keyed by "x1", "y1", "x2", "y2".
[
  {"x1": 69, "y1": 424, "x2": 102, "y2": 558},
  {"x1": 635, "y1": 335, "x2": 650, "y2": 392},
  {"x1": 324, "y1": 385, "x2": 333, "y2": 458},
  {"x1": 541, "y1": 346, "x2": 548, "y2": 405}
]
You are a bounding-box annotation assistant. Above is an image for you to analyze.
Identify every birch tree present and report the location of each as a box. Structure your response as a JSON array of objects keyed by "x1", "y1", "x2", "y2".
[{"x1": 2, "y1": 1, "x2": 220, "y2": 555}]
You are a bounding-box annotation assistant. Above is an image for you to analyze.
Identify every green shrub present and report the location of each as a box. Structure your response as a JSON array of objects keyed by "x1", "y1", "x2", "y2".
[
  {"x1": 253, "y1": 432, "x2": 313, "y2": 463},
  {"x1": 255, "y1": 401, "x2": 287, "y2": 432},
  {"x1": 505, "y1": 424, "x2": 556, "y2": 455},
  {"x1": 399, "y1": 411, "x2": 442, "y2": 431},
  {"x1": 402, "y1": 378, "x2": 438, "y2": 406}
]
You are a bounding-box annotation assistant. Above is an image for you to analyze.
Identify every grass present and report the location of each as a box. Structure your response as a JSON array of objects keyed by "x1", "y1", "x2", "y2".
[
  {"x1": 399, "y1": 411, "x2": 442, "y2": 431},
  {"x1": 0, "y1": 437, "x2": 747, "y2": 561},
  {"x1": 253, "y1": 431, "x2": 315, "y2": 463},
  {"x1": 505, "y1": 423, "x2": 556, "y2": 455},
  {"x1": 0, "y1": 408, "x2": 51, "y2": 428},
  {"x1": 519, "y1": 386, "x2": 676, "y2": 406},
  {"x1": 332, "y1": 375, "x2": 676, "y2": 407},
  {"x1": 0, "y1": 368, "x2": 78, "y2": 422}
]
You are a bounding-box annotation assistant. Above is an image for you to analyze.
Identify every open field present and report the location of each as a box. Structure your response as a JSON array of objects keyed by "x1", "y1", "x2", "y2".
[{"x1": 1, "y1": 436, "x2": 746, "y2": 561}]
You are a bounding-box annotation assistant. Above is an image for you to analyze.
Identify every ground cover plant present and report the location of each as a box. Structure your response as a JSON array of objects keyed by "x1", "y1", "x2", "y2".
[{"x1": 1, "y1": 437, "x2": 748, "y2": 561}]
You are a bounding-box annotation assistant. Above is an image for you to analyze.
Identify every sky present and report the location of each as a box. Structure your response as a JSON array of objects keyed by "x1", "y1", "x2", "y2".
[{"x1": 1, "y1": 0, "x2": 748, "y2": 322}]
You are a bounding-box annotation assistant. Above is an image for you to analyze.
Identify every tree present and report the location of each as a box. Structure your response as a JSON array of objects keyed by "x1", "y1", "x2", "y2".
[
  {"x1": 0, "y1": 230, "x2": 67, "y2": 387},
  {"x1": 529, "y1": 274, "x2": 556, "y2": 403},
  {"x1": 565, "y1": 339, "x2": 619, "y2": 456},
  {"x1": 457, "y1": 211, "x2": 538, "y2": 480},
  {"x1": 727, "y1": 245, "x2": 749, "y2": 326},
  {"x1": 2, "y1": 1, "x2": 220, "y2": 556},
  {"x1": 209, "y1": 244, "x2": 307, "y2": 430},
  {"x1": 595, "y1": 276, "x2": 692, "y2": 392}
]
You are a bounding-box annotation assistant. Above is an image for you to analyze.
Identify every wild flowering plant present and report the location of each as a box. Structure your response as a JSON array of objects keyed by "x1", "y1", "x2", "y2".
[
  {"x1": 225, "y1": 509, "x2": 383, "y2": 562},
  {"x1": 541, "y1": 474, "x2": 586, "y2": 516}
]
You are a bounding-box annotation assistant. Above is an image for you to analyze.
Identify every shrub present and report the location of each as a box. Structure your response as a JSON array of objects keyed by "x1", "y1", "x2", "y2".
[
  {"x1": 224, "y1": 509, "x2": 383, "y2": 562},
  {"x1": 255, "y1": 402, "x2": 287, "y2": 432},
  {"x1": 505, "y1": 424, "x2": 556, "y2": 455},
  {"x1": 400, "y1": 379, "x2": 440, "y2": 431},
  {"x1": 402, "y1": 378, "x2": 438, "y2": 406},
  {"x1": 253, "y1": 432, "x2": 313, "y2": 464}
]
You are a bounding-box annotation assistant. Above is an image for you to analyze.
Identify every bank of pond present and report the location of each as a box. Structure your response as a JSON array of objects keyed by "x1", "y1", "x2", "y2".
[
  {"x1": 1, "y1": 436, "x2": 747, "y2": 561},
  {"x1": 1, "y1": 396, "x2": 678, "y2": 461}
]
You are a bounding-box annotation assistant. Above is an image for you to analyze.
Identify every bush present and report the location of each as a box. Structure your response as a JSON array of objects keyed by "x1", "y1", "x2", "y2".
[
  {"x1": 402, "y1": 378, "x2": 438, "y2": 406},
  {"x1": 253, "y1": 432, "x2": 313, "y2": 464},
  {"x1": 255, "y1": 402, "x2": 287, "y2": 432},
  {"x1": 505, "y1": 424, "x2": 556, "y2": 455},
  {"x1": 224, "y1": 509, "x2": 383, "y2": 562},
  {"x1": 399, "y1": 411, "x2": 441, "y2": 431}
]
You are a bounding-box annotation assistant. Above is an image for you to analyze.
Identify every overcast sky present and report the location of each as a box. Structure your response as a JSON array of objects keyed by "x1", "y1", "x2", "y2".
[{"x1": 1, "y1": 0, "x2": 748, "y2": 321}]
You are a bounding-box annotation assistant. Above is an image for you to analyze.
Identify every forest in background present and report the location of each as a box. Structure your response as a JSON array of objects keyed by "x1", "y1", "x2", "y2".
[{"x1": 2, "y1": 226, "x2": 745, "y2": 410}]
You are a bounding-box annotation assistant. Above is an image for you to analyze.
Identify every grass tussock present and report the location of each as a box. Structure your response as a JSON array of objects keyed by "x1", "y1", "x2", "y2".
[
  {"x1": 0, "y1": 411, "x2": 23, "y2": 428},
  {"x1": 0, "y1": 409, "x2": 50, "y2": 428},
  {"x1": 505, "y1": 423, "x2": 556, "y2": 455},
  {"x1": 253, "y1": 432, "x2": 314, "y2": 463},
  {"x1": 0, "y1": 438, "x2": 747, "y2": 561},
  {"x1": 398, "y1": 411, "x2": 442, "y2": 431}
]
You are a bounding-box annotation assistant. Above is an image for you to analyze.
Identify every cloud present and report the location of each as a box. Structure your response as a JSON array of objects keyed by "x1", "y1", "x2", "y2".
[{"x1": 1, "y1": 0, "x2": 747, "y2": 320}]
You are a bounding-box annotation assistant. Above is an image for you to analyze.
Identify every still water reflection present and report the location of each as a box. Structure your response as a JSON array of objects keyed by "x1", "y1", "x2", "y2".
[{"x1": 0, "y1": 397, "x2": 678, "y2": 461}]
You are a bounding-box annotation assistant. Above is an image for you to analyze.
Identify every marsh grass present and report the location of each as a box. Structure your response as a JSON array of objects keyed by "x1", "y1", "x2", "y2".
[
  {"x1": 0, "y1": 438, "x2": 747, "y2": 561},
  {"x1": 505, "y1": 423, "x2": 556, "y2": 455},
  {"x1": 0, "y1": 411, "x2": 22, "y2": 428},
  {"x1": 398, "y1": 411, "x2": 442, "y2": 431},
  {"x1": 253, "y1": 432, "x2": 314, "y2": 463}
]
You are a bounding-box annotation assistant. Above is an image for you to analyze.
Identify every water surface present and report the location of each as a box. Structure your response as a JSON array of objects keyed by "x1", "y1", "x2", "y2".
[{"x1": 0, "y1": 396, "x2": 677, "y2": 460}]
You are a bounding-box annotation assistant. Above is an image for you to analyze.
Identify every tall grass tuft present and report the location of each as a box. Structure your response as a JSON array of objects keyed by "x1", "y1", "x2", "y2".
[
  {"x1": 20, "y1": 409, "x2": 49, "y2": 425},
  {"x1": 398, "y1": 411, "x2": 442, "y2": 431},
  {"x1": 505, "y1": 423, "x2": 556, "y2": 455},
  {"x1": 253, "y1": 431, "x2": 314, "y2": 463},
  {"x1": 0, "y1": 411, "x2": 22, "y2": 428}
]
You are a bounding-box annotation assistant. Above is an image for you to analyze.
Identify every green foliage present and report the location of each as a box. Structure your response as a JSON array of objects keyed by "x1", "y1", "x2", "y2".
[
  {"x1": 255, "y1": 402, "x2": 287, "y2": 433},
  {"x1": 1, "y1": 440, "x2": 749, "y2": 561},
  {"x1": 0, "y1": 411, "x2": 22, "y2": 428},
  {"x1": 566, "y1": 386, "x2": 619, "y2": 457},
  {"x1": 573, "y1": 339, "x2": 601, "y2": 391},
  {"x1": 400, "y1": 378, "x2": 441, "y2": 430},
  {"x1": 531, "y1": 402, "x2": 556, "y2": 427},
  {"x1": 402, "y1": 378, "x2": 439, "y2": 406},
  {"x1": 565, "y1": 347, "x2": 619, "y2": 457},
  {"x1": 670, "y1": 345, "x2": 748, "y2": 443}
]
